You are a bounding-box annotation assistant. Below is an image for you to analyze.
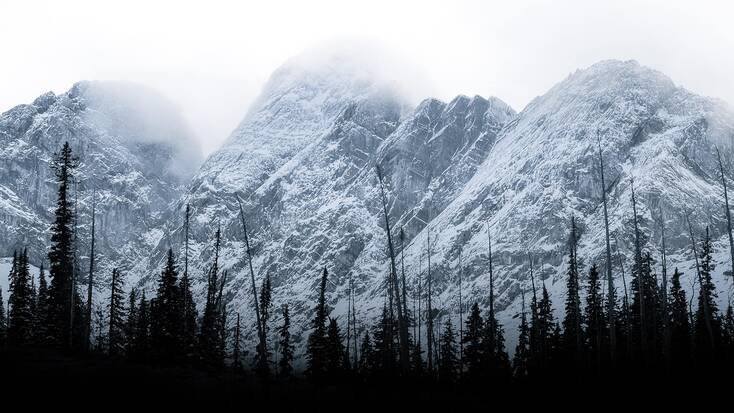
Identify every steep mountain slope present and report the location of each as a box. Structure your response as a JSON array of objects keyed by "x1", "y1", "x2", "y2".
[
  {"x1": 400, "y1": 60, "x2": 734, "y2": 339},
  {"x1": 141, "y1": 53, "x2": 516, "y2": 358},
  {"x1": 0, "y1": 81, "x2": 202, "y2": 285},
  {"x1": 5, "y1": 56, "x2": 733, "y2": 361}
]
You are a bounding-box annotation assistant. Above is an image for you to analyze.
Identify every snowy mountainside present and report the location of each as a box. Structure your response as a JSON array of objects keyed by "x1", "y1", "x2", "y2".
[
  {"x1": 397, "y1": 60, "x2": 734, "y2": 342},
  {"x1": 0, "y1": 81, "x2": 202, "y2": 290},
  {"x1": 4, "y1": 56, "x2": 734, "y2": 360},
  {"x1": 139, "y1": 54, "x2": 516, "y2": 359}
]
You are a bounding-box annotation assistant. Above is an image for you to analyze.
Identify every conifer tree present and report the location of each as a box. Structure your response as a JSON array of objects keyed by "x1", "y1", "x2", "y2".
[
  {"x1": 494, "y1": 320, "x2": 513, "y2": 381},
  {"x1": 0, "y1": 287, "x2": 6, "y2": 348},
  {"x1": 8, "y1": 250, "x2": 34, "y2": 346},
  {"x1": 550, "y1": 322, "x2": 564, "y2": 367},
  {"x1": 527, "y1": 255, "x2": 541, "y2": 370},
  {"x1": 668, "y1": 268, "x2": 691, "y2": 368},
  {"x1": 125, "y1": 289, "x2": 138, "y2": 355},
  {"x1": 534, "y1": 284, "x2": 557, "y2": 374},
  {"x1": 483, "y1": 229, "x2": 509, "y2": 382},
  {"x1": 462, "y1": 302, "x2": 484, "y2": 381},
  {"x1": 255, "y1": 273, "x2": 273, "y2": 376},
  {"x1": 372, "y1": 304, "x2": 397, "y2": 376},
  {"x1": 658, "y1": 208, "x2": 670, "y2": 362},
  {"x1": 179, "y1": 203, "x2": 198, "y2": 362},
  {"x1": 716, "y1": 147, "x2": 734, "y2": 283},
  {"x1": 307, "y1": 267, "x2": 330, "y2": 380},
  {"x1": 613, "y1": 233, "x2": 633, "y2": 361},
  {"x1": 722, "y1": 305, "x2": 734, "y2": 362},
  {"x1": 630, "y1": 180, "x2": 650, "y2": 361},
  {"x1": 34, "y1": 265, "x2": 49, "y2": 345},
  {"x1": 92, "y1": 304, "x2": 106, "y2": 353},
  {"x1": 325, "y1": 317, "x2": 345, "y2": 380},
  {"x1": 597, "y1": 139, "x2": 617, "y2": 360},
  {"x1": 47, "y1": 142, "x2": 80, "y2": 348},
  {"x1": 29, "y1": 267, "x2": 37, "y2": 333},
  {"x1": 150, "y1": 249, "x2": 182, "y2": 363},
  {"x1": 199, "y1": 228, "x2": 226, "y2": 370},
  {"x1": 631, "y1": 251, "x2": 659, "y2": 364},
  {"x1": 410, "y1": 338, "x2": 424, "y2": 377},
  {"x1": 513, "y1": 291, "x2": 531, "y2": 381},
  {"x1": 562, "y1": 217, "x2": 583, "y2": 360},
  {"x1": 375, "y1": 166, "x2": 410, "y2": 373},
  {"x1": 426, "y1": 226, "x2": 435, "y2": 373},
  {"x1": 107, "y1": 268, "x2": 125, "y2": 357},
  {"x1": 232, "y1": 313, "x2": 243, "y2": 373},
  {"x1": 85, "y1": 189, "x2": 96, "y2": 353},
  {"x1": 438, "y1": 319, "x2": 458, "y2": 384},
  {"x1": 583, "y1": 263, "x2": 607, "y2": 369},
  {"x1": 694, "y1": 227, "x2": 721, "y2": 359},
  {"x1": 359, "y1": 332, "x2": 375, "y2": 377},
  {"x1": 278, "y1": 304, "x2": 294, "y2": 379},
  {"x1": 131, "y1": 293, "x2": 150, "y2": 362}
]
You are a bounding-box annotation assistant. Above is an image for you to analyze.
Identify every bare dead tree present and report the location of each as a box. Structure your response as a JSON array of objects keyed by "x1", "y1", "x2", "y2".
[
  {"x1": 375, "y1": 166, "x2": 409, "y2": 373},
  {"x1": 597, "y1": 137, "x2": 617, "y2": 361},
  {"x1": 426, "y1": 225, "x2": 434, "y2": 372},
  {"x1": 458, "y1": 250, "x2": 464, "y2": 372},
  {"x1": 630, "y1": 179, "x2": 648, "y2": 359},
  {"x1": 235, "y1": 194, "x2": 266, "y2": 365},
  {"x1": 612, "y1": 232, "x2": 633, "y2": 355},
  {"x1": 658, "y1": 206, "x2": 670, "y2": 362},
  {"x1": 716, "y1": 147, "x2": 734, "y2": 282},
  {"x1": 685, "y1": 212, "x2": 715, "y2": 348},
  {"x1": 488, "y1": 222, "x2": 497, "y2": 349},
  {"x1": 400, "y1": 228, "x2": 409, "y2": 329},
  {"x1": 85, "y1": 188, "x2": 96, "y2": 352}
]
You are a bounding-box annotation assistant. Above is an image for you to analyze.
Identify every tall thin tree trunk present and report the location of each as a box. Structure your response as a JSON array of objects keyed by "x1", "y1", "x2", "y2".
[
  {"x1": 685, "y1": 213, "x2": 715, "y2": 348},
  {"x1": 69, "y1": 178, "x2": 79, "y2": 350},
  {"x1": 352, "y1": 285, "x2": 358, "y2": 366},
  {"x1": 108, "y1": 269, "x2": 118, "y2": 353},
  {"x1": 427, "y1": 226, "x2": 434, "y2": 372},
  {"x1": 613, "y1": 233, "x2": 633, "y2": 355},
  {"x1": 418, "y1": 254, "x2": 422, "y2": 348},
  {"x1": 375, "y1": 167, "x2": 409, "y2": 373},
  {"x1": 630, "y1": 180, "x2": 647, "y2": 360},
  {"x1": 346, "y1": 271, "x2": 352, "y2": 365},
  {"x1": 597, "y1": 141, "x2": 616, "y2": 362},
  {"x1": 528, "y1": 253, "x2": 540, "y2": 362},
  {"x1": 458, "y1": 250, "x2": 464, "y2": 373},
  {"x1": 488, "y1": 223, "x2": 496, "y2": 349},
  {"x1": 85, "y1": 188, "x2": 96, "y2": 352},
  {"x1": 184, "y1": 203, "x2": 190, "y2": 279},
  {"x1": 570, "y1": 216, "x2": 582, "y2": 354},
  {"x1": 400, "y1": 228, "x2": 409, "y2": 330},
  {"x1": 235, "y1": 195, "x2": 266, "y2": 362},
  {"x1": 716, "y1": 147, "x2": 734, "y2": 282},
  {"x1": 659, "y1": 207, "x2": 670, "y2": 363}
]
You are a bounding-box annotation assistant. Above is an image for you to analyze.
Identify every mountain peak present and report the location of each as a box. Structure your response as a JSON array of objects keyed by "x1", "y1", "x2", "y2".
[{"x1": 564, "y1": 59, "x2": 676, "y2": 95}]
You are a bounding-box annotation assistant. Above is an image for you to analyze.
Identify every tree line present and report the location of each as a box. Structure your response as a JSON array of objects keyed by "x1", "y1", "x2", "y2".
[{"x1": 2, "y1": 141, "x2": 734, "y2": 394}]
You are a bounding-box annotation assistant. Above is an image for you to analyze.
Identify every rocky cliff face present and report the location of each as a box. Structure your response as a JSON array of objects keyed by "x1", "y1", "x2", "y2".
[
  {"x1": 4, "y1": 57, "x2": 734, "y2": 359},
  {"x1": 139, "y1": 52, "x2": 518, "y2": 358},
  {"x1": 399, "y1": 60, "x2": 734, "y2": 337},
  {"x1": 0, "y1": 81, "x2": 202, "y2": 286}
]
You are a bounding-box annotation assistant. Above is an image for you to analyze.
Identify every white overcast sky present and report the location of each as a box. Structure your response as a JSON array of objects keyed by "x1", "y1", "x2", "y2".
[{"x1": 1, "y1": 0, "x2": 732, "y2": 155}]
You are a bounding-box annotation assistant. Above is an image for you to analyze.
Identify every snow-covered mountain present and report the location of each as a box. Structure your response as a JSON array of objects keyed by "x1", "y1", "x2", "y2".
[
  {"x1": 0, "y1": 81, "x2": 202, "y2": 286},
  {"x1": 3, "y1": 55, "x2": 734, "y2": 359},
  {"x1": 153, "y1": 58, "x2": 733, "y2": 357},
  {"x1": 137, "y1": 51, "x2": 517, "y2": 355},
  {"x1": 399, "y1": 60, "x2": 734, "y2": 337}
]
